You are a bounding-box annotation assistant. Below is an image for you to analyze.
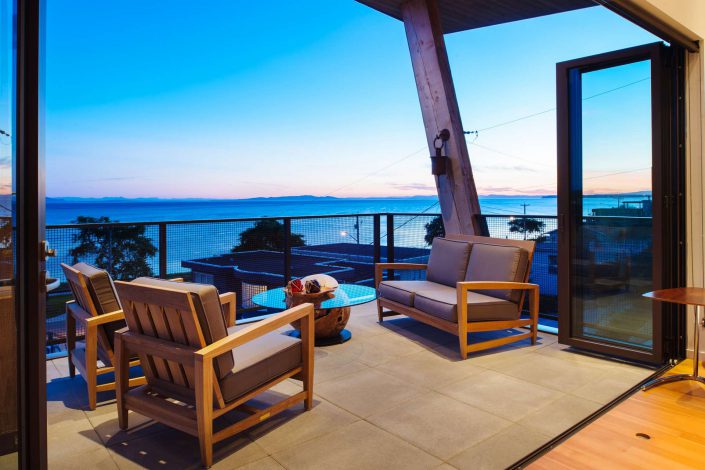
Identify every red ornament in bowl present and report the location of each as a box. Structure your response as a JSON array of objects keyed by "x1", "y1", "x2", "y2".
[{"x1": 288, "y1": 278, "x2": 305, "y2": 293}]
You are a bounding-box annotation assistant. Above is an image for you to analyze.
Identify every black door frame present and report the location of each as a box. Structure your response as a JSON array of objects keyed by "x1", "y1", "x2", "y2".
[
  {"x1": 16, "y1": 0, "x2": 47, "y2": 468},
  {"x1": 557, "y1": 42, "x2": 686, "y2": 364}
]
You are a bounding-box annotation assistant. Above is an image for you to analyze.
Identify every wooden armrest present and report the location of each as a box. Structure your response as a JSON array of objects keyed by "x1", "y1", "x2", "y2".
[
  {"x1": 66, "y1": 302, "x2": 94, "y2": 325},
  {"x1": 170, "y1": 278, "x2": 184, "y2": 282},
  {"x1": 196, "y1": 303, "x2": 314, "y2": 360},
  {"x1": 375, "y1": 263, "x2": 428, "y2": 287},
  {"x1": 457, "y1": 281, "x2": 538, "y2": 292},
  {"x1": 85, "y1": 309, "x2": 126, "y2": 326},
  {"x1": 219, "y1": 292, "x2": 237, "y2": 327},
  {"x1": 375, "y1": 263, "x2": 428, "y2": 270},
  {"x1": 67, "y1": 302, "x2": 125, "y2": 326}
]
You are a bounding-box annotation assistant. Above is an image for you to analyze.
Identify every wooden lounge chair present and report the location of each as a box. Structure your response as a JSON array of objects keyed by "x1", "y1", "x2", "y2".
[
  {"x1": 375, "y1": 235, "x2": 539, "y2": 359},
  {"x1": 113, "y1": 278, "x2": 314, "y2": 468},
  {"x1": 61, "y1": 264, "x2": 237, "y2": 410},
  {"x1": 61, "y1": 263, "x2": 148, "y2": 410}
]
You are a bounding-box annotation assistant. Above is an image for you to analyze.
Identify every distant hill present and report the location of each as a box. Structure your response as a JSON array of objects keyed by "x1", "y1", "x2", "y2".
[{"x1": 47, "y1": 195, "x2": 439, "y2": 202}]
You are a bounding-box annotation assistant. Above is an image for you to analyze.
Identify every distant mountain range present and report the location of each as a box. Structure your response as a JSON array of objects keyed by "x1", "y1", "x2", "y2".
[
  {"x1": 47, "y1": 195, "x2": 440, "y2": 202},
  {"x1": 47, "y1": 191, "x2": 651, "y2": 203}
]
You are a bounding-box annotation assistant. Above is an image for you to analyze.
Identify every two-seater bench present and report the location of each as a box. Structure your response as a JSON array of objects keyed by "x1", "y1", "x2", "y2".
[{"x1": 375, "y1": 234, "x2": 539, "y2": 359}]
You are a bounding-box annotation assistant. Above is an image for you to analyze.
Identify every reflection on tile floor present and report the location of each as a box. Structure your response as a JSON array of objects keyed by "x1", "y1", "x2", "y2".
[{"x1": 46, "y1": 303, "x2": 654, "y2": 469}]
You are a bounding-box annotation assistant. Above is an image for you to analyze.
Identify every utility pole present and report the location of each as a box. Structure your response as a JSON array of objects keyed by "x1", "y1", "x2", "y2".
[{"x1": 520, "y1": 203, "x2": 530, "y2": 240}]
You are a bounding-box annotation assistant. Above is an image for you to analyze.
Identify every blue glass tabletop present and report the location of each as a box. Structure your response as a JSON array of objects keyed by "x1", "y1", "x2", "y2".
[{"x1": 251, "y1": 284, "x2": 377, "y2": 310}]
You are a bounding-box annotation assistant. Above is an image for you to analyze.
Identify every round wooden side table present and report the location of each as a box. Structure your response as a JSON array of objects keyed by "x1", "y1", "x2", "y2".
[
  {"x1": 251, "y1": 284, "x2": 377, "y2": 346},
  {"x1": 642, "y1": 287, "x2": 705, "y2": 390}
]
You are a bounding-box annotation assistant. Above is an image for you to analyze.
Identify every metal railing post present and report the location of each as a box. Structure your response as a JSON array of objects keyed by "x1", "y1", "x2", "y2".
[
  {"x1": 283, "y1": 218, "x2": 292, "y2": 284},
  {"x1": 373, "y1": 214, "x2": 381, "y2": 264},
  {"x1": 386, "y1": 214, "x2": 395, "y2": 280},
  {"x1": 159, "y1": 222, "x2": 167, "y2": 278}
]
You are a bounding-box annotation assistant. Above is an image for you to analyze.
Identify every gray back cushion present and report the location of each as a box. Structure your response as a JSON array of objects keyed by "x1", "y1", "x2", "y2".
[
  {"x1": 72, "y1": 263, "x2": 125, "y2": 352},
  {"x1": 131, "y1": 277, "x2": 234, "y2": 380},
  {"x1": 464, "y1": 243, "x2": 529, "y2": 303},
  {"x1": 426, "y1": 238, "x2": 472, "y2": 287}
]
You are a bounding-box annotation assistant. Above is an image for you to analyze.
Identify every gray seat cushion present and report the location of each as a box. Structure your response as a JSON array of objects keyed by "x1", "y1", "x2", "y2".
[
  {"x1": 131, "y1": 277, "x2": 234, "y2": 380},
  {"x1": 71, "y1": 263, "x2": 125, "y2": 356},
  {"x1": 426, "y1": 238, "x2": 472, "y2": 287},
  {"x1": 219, "y1": 325, "x2": 302, "y2": 403},
  {"x1": 413, "y1": 282, "x2": 518, "y2": 323},
  {"x1": 464, "y1": 243, "x2": 529, "y2": 303},
  {"x1": 378, "y1": 280, "x2": 442, "y2": 306}
]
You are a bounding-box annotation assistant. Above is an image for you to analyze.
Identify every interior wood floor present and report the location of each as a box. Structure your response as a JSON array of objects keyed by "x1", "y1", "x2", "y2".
[{"x1": 529, "y1": 359, "x2": 705, "y2": 470}]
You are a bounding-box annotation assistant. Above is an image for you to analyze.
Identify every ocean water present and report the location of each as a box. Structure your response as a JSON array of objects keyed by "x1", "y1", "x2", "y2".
[
  {"x1": 44, "y1": 194, "x2": 646, "y2": 284},
  {"x1": 46, "y1": 195, "x2": 638, "y2": 225}
]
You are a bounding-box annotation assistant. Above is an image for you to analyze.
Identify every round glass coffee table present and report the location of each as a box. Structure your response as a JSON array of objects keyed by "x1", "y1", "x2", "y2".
[{"x1": 251, "y1": 284, "x2": 377, "y2": 346}]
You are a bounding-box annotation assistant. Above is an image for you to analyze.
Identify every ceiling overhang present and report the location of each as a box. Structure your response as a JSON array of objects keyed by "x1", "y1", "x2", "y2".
[{"x1": 356, "y1": 0, "x2": 597, "y2": 34}]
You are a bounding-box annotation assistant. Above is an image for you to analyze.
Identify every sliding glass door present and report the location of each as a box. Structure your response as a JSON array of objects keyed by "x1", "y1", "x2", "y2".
[
  {"x1": 2, "y1": 0, "x2": 47, "y2": 468},
  {"x1": 557, "y1": 43, "x2": 684, "y2": 364},
  {"x1": 0, "y1": 0, "x2": 18, "y2": 464}
]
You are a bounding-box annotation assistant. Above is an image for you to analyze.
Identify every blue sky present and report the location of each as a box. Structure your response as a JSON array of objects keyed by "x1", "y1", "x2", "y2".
[{"x1": 45, "y1": 1, "x2": 657, "y2": 198}]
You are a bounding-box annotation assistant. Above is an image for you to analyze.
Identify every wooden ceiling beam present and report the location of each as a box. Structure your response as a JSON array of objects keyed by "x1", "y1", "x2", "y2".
[{"x1": 401, "y1": 0, "x2": 483, "y2": 235}]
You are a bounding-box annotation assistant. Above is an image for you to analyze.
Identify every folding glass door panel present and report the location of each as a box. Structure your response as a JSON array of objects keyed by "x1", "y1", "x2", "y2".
[{"x1": 557, "y1": 43, "x2": 682, "y2": 364}]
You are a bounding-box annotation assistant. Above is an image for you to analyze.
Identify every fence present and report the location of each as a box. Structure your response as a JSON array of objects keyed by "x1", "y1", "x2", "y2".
[
  {"x1": 45, "y1": 212, "x2": 566, "y2": 352},
  {"x1": 46, "y1": 213, "x2": 439, "y2": 349}
]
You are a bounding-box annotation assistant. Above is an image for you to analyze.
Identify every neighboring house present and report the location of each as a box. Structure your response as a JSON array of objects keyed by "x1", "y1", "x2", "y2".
[{"x1": 182, "y1": 243, "x2": 431, "y2": 310}]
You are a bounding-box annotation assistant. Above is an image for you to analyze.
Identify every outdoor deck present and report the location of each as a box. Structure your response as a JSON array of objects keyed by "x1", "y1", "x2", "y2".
[{"x1": 45, "y1": 302, "x2": 653, "y2": 469}]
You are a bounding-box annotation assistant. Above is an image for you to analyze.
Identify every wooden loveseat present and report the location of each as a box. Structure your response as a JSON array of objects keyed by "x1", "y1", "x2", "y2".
[{"x1": 375, "y1": 234, "x2": 539, "y2": 359}]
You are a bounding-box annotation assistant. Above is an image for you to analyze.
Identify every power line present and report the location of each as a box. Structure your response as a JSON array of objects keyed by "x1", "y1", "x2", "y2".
[
  {"x1": 497, "y1": 166, "x2": 651, "y2": 194},
  {"x1": 468, "y1": 141, "x2": 553, "y2": 169},
  {"x1": 481, "y1": 204, "x2": 525, "y2": 215},
  {"x1": 317, "y1": 78, "x2": 653, "y2": 201},
  {"x1": 584, "y1": 166, "x2": 650, "y2": 181},
  {"x1": 376, "y1": 200, "x2": 441, "y2": 243},
  {"x1": 464, "y1": 76, "x2": 651, "y2": 136},
  {"x1": 323, "y1": 146, "x2": 427, "y2": 197}
]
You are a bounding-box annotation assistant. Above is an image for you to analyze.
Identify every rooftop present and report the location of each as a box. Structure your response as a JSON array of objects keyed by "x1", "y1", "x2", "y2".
[{"x1": 45, "y1": 302, "x2": 652, "y2": 469}]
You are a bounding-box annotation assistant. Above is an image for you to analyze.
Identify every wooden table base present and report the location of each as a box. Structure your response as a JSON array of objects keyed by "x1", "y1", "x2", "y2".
[
  {"x1": 289, "y1": 306, "x2": 352, "y2": 347},
  {"x1": 286, "y1": 328, "x2": 352, "y2": 346}
]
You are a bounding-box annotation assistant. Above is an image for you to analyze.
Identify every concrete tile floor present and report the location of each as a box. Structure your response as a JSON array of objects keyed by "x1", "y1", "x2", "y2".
[{"x1": 46, "y1": 302, "x2": 655, "y2": 469}]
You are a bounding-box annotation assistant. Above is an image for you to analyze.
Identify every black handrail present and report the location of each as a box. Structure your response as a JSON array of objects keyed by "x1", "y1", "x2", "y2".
[{"x1": 46, "y1": 212, "x2": 443, "y2": 229}]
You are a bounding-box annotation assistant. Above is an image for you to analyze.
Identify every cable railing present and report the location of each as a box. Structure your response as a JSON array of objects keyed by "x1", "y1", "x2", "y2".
[
  {"x1": 46, "y1": 213, "x2": 439, "y2": 352},
  {"x1": 47, "y1": 212, "x2": 648, "y2": 353}
]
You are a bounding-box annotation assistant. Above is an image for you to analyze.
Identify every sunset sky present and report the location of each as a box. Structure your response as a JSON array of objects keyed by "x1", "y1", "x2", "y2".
[{"x1": 45, "y1": 1, "x2": 657, "y2": 199}]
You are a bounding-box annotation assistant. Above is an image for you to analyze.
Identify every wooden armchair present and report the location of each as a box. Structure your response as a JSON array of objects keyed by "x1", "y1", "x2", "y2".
[
  {"x1": 61, "y1": 264, "x2": 237, "y2": 410},
  {"x1": 113, "y1": 279, "x2": 314, "y2": 468}
]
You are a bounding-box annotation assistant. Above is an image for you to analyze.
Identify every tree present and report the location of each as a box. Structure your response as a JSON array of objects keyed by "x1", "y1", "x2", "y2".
[
  {"x1": 424, "y1": 216, "x2": 445, "y2": 246},
  {"x1": 70, "y1": 216, "x2": 157, "y2": 280},
  {"x1": 508, "y1": 217, "x2": 546, "y2": 242},
  {"x1": 232, "y1": 219, "x2": 305, "y2": 252}
]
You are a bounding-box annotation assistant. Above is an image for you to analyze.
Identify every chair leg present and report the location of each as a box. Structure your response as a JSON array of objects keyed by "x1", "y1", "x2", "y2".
[
  {"x1": 377, "y1": 301, "x2": 384, "y2": 322},
  {"x1": 115, "y1": 335, "x2": 129, "y2": 430},
  {"x1": 302, "y1": 305, "x2": 314, "y2": 411},
  {"x1": 85, "y1": 326, "x2": 98, "y2": 411},
  {"x1": 304, "y1": 373, "x2": 314, "y2": 411},
  {"x1": 458, "y1": 323, "x2": 468, "y2": 360},
  {"x1": 67, "y1": 309, "x2": 76, "y2": 378},
  {"x1": 530, "y1": 288, "x2": 539, "y2": 345},
  {"x1": 196, "y1": 357, "x2": 214, "y2": 468},
  {"x1": 458, "y1": 337, "x2": 468, "y2": 360}
]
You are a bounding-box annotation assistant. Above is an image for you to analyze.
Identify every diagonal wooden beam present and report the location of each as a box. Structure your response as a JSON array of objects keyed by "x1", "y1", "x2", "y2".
[{"x1": 401, "y1": 0, "x2": 484, "y2": 235}]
